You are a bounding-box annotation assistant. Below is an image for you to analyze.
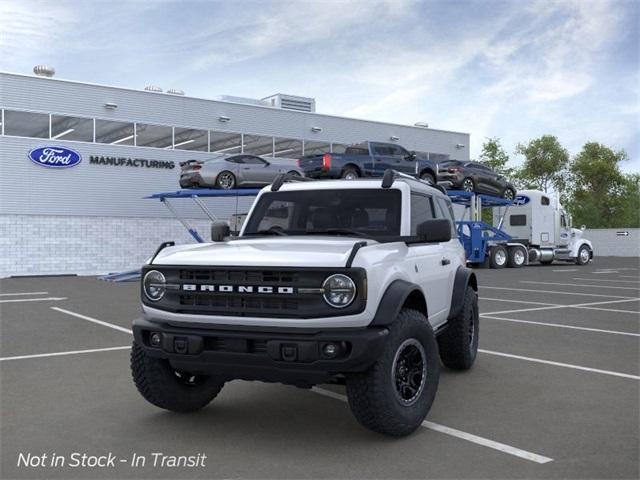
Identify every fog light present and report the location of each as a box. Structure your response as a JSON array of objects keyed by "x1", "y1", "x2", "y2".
[
  {"x1": 150, "y1": 332, "x2": 162, "y2": 347},
  {"x1": 323, "y1": 343, "x2": 338, "y2": 358}
]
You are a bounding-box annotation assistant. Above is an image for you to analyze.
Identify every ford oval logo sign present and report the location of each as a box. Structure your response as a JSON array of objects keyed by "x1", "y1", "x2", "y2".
[
  {"x1": 513, "y1": 195, "x2": 530, "y2": 206},
  {"x1": 28, "y1": 147, "x2": 82, "y2": 169}
]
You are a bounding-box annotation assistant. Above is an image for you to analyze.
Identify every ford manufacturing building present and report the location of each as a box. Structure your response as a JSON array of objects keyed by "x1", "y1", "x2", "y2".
[{"x1": 0, "y1": 70, "x2": 470, "y2": 278}]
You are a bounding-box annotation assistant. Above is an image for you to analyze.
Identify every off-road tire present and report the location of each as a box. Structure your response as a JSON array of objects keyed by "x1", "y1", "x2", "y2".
[
  {"x1": 507, "y1": 246, "x2": 527, "y2": 268},
  {"x1": 345, "y1": 309, "x2": 440, "y2": 436},
  {"x1": 489, "y1": 245, "x2": 508, "y2": 269},
  {"x1": 420, "y1": 172, "x2": 436, "y2": 184},
  {"x1": 437, "y1": 287, "x2": 478, "y2": 370},
  {"x1": 131, "y1": 341, "x2": 224, "y2": 413},
  {"x1": 341, "y1": 167, "x2": 359, "y2": 180},
  {"x1": 576, "y1": 245, "x2": 591, "y2": 265},
  {"x1": 216, "y1": 171, "x2": 236, "y2": 189}
]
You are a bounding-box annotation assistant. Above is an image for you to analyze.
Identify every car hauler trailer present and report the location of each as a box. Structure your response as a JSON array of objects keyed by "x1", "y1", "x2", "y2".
[
  {"x1": 448, "y1": 190, "x2": 529, "y2": 268},
  {"x1": 492, "y1": 190, "x2": 593, "y2": 266}
]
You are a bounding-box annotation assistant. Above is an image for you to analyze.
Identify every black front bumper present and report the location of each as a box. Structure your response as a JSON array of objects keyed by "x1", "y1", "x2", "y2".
[{"x1": 133, "y1": 317, "x2": 389, "y2": 386}]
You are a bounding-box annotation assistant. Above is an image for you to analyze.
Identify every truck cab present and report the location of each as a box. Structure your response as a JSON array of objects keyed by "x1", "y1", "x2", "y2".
[{"x1": 494, "y1": 190, "x2": 593, "y2": 265}]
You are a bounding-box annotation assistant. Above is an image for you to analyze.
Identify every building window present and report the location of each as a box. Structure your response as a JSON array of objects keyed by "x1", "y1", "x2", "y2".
[
  {"x1": 95, "y1": 119, "x2": 135, "y2": 145},
  {"x1": 135, "y1": 123, "x2": 173, "y2": 148},
  {"x1": 243, "y1": 134, "x2": 274, "y2": 156},
  {"x1": 51, "y1": 114, "x2": 93, "y2": 142},
  {"x1": 304, "y1": 140, "x2": 330, "y2": 156},
  {"x1": 274, "y1": 137, "x2": 303, "y2": 158},
  {"x1": 210, "y1": 131, "x2": 242, "y2": 154},
  {"x1": 173, "y1": 127, "x2": 208, "y2": 151},
  {"x1": 3, "y1": 110, "x2": 49, "y2": 138},
  {"x1": 331, "y1": 143, "x2": 348, "y2": 154}
]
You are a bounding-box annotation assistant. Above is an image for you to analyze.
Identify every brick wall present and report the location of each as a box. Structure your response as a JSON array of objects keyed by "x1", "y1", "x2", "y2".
[{"x1": 0, "y1": 215, "x2": 214, "y2": 277}]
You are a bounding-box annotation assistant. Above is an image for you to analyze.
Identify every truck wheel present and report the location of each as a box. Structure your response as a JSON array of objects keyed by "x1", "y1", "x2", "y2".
[
  {"x1": 438, "y1": 287, "x2": 478, "y2": 370},
  {"x1": 216, "y1": 171, "x2": 236, "y2": 189},
  {"x1": 489, "y1": 245, "x2": 507, "y2": 269},
  {"x1": 345, "y1": 309, "x2": 440, "y2": 436},
  {"x1": 576, "y1": 245, "x2": 591, "y2": 265},
  {"x1": 507, "y1": 246, "x2": 526, "y2": 268},
  {"x1": 420, "y1": 172, "x2": 435, "y2": 184},
  {"x1": 341, "y1": 167, "x2": 359, "y2": 180},
  {"x1": 130, "y1": 342, "x2": 225, "y2": 413}
]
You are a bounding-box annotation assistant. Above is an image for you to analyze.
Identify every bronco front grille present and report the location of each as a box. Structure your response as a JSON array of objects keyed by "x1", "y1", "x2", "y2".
[{"x1": 142, "y1": 266, "x2": 367, "y2": 319}]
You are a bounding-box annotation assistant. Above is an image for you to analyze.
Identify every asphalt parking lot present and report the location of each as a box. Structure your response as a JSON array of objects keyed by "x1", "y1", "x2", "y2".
[{"x1": 1, "y1": 257, "x2": 638, "y2": 479}]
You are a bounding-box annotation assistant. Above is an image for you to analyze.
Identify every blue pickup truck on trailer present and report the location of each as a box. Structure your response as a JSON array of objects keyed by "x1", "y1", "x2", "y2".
[{"x1": 298, "y1": 141, "x2": 439, "y2": 184}]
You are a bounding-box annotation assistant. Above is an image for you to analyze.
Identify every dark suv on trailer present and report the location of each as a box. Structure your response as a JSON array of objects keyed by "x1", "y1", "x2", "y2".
[{"x1": 437, "y1": 160, "x2": 516, "y2": 199}]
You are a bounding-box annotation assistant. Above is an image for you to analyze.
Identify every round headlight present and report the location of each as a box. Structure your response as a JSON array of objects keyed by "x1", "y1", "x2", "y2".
[
  {"x1": 143, "y1": 270, "x2": 166, "y2": 302},
  {"x1": 322, "y1": 274, "x2": 356, "y2": 308}
]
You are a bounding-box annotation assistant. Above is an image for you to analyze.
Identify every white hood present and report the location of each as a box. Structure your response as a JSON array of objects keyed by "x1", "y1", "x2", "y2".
[{"x1": 152, "y1": 237, "x2": 369, "y2": 268}]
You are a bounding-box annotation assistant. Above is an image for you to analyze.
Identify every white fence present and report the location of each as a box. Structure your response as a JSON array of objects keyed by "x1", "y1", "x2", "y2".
[{"x1": 584, "y1": 228, "x2": 640, "y2": 257}]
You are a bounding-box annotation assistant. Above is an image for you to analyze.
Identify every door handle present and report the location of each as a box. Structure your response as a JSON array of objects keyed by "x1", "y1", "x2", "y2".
[{"x1": 441, "y1": 258, "x2": 451, "y2": 266}]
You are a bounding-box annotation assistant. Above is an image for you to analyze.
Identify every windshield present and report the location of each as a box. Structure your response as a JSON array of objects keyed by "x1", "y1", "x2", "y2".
[{"x1": 243, "y1": 189, "x2": 401, "y2": 238}]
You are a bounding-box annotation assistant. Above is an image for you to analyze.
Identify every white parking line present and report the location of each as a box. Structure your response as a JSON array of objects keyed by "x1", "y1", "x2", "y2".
[
  {"x1": 482, "y1": 298, "x2": 640, "y2": 316},
  {"x1": 552, "y1": 269, "x2": 579, "y2": 272},
  {"x1": 481, "y1": 315, "x2": 640, "y2": 337},
  {"x1": 51, "y1": 307, "x2": 133, "y2": 334},
  {"x1": 0, "y1": 297, "x2": 67, "y2": 304},
  {"x1": 620, "y1": 275, "x2": 640, "y2": 279},
  {"x1": 0, "y1": 346, "x2": 131, "y2": 362},
  {"x1": 479, "y1": 350, "x2": 640, "y2": 380},
  {"x1": 0, "y1": 291, "x2": 49, "y2": 296},
  {"x1": 311, "y1": 387, "x2": 553, "y2": 464},
  {"x1": 520, "y1": 281, "x2": 639, "y2": 291},
  {"x1": 572, "y1": 278, "x2": 640, "y2": 284},
  {"x1": 481, "y1": 297, "x2": 557, "y2": 306},
  {"x1": 481, "y1": 286, "x2": 637, "y2": 299}
]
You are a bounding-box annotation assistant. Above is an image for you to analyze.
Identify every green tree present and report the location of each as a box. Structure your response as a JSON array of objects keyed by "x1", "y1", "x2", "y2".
[
  {"x1": 566, "y1": 142, "x2": 638, "y2": 228},
  {"x1": 479, "y1": 137, "x2": 513, "y2": 177},
  {"x1": 515, "y1": 135, "x2": 569, "y2": 193}
]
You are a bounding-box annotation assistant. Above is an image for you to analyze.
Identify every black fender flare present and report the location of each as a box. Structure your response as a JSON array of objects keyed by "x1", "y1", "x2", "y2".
[
  {"x1": 448, "y1": 266, "x2": 477, "y2": 321},
  {"x1": 370, "y1": 280, "x2": 427, "y2": 326}
]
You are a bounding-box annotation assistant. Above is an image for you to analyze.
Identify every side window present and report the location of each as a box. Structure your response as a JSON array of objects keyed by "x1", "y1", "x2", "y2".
[
  {"x1": 541, "y1": 196, "x2": 550, "y2": 206},
  {"x1": 242, "y1": 156, "x2": 266, "y2": 165},
  {"x1": 373, "y1": 144, "x2": 391, "y2": 156},
  {"x1": 510, "y1": 215, "x2": 527, "y2": 226},
  {"x1": 389, "y1": 145, "x2": 408, "y2": 157},
  {"x1": 436, "y1": 197, "x2": 457, "y2": 236},
  {"x1": 410, "y1": 193, "x2": 435, "y2": 235},
  {"x1": 226, "y1": 156, "x2": 243, "y2": 164},
  {"x1": 561, "y1": 214, "x2": 567, "y2": 227}
]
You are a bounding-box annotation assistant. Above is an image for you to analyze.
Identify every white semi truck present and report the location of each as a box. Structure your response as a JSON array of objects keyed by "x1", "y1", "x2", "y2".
[{"x1": 492, "y1": 190, "x2": 593, "y2": 266}]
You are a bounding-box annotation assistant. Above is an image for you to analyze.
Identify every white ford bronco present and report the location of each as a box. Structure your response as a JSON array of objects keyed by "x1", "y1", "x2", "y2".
[{"x1": 131, "y1": 170, "x2": 479, "y2": 436}]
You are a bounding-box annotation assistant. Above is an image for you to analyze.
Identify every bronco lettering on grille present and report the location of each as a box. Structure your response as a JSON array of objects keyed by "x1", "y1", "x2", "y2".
[{"x1": 182, "y1": 284, "x2": 295, "y2": 294}]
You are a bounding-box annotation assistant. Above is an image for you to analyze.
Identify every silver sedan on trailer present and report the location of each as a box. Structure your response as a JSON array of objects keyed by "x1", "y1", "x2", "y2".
[{"x1": 179, "y1": 154, "x2": 303, "y2": 189}]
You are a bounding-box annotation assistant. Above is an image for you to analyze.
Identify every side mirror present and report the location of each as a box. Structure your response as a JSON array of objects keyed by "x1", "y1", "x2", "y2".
[
  {"x1": 416, "y1": 219, "x2": 452, "y2": 243},
  {"x1": 406, "y1": 151, "x2": 417, "y2": 161},
  {"x1": 211, "y1": 221, "x2": 230, "y2": 242}
]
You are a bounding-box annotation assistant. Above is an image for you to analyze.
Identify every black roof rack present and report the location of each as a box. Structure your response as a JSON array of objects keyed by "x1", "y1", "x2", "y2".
[
  {"x1": 271, "y1": 172, "x2": 314, "y2": 191},
  {"x1": 381, "y1": 169, "x2": 448, "y2": 194}
]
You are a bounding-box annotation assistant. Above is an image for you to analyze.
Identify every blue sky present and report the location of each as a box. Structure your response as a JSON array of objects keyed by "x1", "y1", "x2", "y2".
[{"x1": 1, "y1": 0, "x2": 638, "y2": 172}]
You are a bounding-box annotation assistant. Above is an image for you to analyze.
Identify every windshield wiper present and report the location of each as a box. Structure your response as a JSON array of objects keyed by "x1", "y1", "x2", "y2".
[{"x1": 307, "y1": 228, "x2": 369, "y2": 238}]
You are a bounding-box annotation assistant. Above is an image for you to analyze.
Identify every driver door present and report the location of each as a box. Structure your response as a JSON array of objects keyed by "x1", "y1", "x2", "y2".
[{"x1": 241, "y1": 155, "x2": 272, "y2": 185}]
